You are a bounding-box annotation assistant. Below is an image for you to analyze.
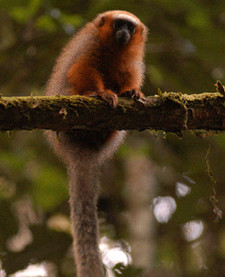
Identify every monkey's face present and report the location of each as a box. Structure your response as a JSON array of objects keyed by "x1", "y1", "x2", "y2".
[
  {"x1": 113, "y1": 18, "x2": 136, "y2": 46},
  {"x1": 96, "y1": 11, "x2": 147, "y2": 47}
]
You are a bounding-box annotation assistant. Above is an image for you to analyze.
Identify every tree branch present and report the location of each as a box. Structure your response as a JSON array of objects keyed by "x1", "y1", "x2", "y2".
[{"x1": 0, "y1": 92, "x2": 224, "y2": 132}]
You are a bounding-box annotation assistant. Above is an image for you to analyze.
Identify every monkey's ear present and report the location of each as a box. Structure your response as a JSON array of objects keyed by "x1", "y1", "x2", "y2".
[{"x1": 98, "y1": 16, "x2": 106, "y2": 27}]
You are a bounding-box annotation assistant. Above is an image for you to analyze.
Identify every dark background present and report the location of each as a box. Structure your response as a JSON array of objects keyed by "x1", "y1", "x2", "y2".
[{"x1": 0, "y1": 0, "x2": 225, "y2": 276}]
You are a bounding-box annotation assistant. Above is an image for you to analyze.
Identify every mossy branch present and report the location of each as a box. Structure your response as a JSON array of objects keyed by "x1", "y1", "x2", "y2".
[{"x1": 0, "y1": 91, "x2": 224, "y2": 132}]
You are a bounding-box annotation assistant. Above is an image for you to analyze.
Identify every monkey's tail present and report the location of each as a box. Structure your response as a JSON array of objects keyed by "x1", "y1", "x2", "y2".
[
  {"x1": 45, "y1": 130, "x2": 126, "y2": 277},
  {"x1": 68, "y1": 156, "x2": 105, "y2": 277}
]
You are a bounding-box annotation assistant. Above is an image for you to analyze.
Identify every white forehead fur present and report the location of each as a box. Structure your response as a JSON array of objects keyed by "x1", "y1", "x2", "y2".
[{"x1": 113, "y1": 13, "x2": 139, "y2": 25}]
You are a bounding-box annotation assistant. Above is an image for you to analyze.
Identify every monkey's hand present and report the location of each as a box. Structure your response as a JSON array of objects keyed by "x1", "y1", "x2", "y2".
[
  {"x1": 120, "y1": 89, "x2": 146, "y2": 103},
  {"x1": 86, "y1": 90, "x2": 118, "y2": 108}
]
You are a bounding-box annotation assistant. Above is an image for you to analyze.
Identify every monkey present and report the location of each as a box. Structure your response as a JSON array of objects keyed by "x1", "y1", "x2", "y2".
[{"x1": 45, "y1": 10, "x2": 147, "y2": 277}]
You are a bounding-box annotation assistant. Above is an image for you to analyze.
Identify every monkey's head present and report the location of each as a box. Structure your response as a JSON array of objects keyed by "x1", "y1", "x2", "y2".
[{"x1": 94, "y1": 11, "x2": 148, "y2": 48}]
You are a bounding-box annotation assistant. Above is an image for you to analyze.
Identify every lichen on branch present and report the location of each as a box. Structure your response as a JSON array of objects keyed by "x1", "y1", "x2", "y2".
[{"x1": 0, "y1": 92, "x2": 224, "y2": 132}]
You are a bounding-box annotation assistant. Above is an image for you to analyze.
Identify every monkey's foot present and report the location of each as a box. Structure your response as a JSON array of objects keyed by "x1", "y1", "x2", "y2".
[
  {"x1": 97, "y1": 90, "x2": 119, "y2": 108},
  {"x1": 85, "y1": 90, "x2": 118, "y2": 108},
  {"x1": 120, "y1": 89, "x2": 146, "y2": 102}
]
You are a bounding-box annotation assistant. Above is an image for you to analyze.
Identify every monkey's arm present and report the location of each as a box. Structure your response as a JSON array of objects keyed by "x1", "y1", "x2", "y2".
[{"x1": 67, "y1": 59, "x2": 119, "y2": 107}]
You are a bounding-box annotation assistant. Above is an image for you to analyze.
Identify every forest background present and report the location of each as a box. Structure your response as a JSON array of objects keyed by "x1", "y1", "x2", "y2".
[{"x1": 0, "y1": 0, "x2": 225, "y2": 276}]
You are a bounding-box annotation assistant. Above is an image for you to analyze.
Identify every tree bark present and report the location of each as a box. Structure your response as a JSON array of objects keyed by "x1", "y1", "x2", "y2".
[{"x1": 0, "y1": 92, "x2": 224, "y2": 132}]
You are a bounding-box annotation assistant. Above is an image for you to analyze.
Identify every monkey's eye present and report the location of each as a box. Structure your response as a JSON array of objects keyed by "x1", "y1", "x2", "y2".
[
  {"x1": 114, "y1": 19, "x2": 126, "y2": 30},
  {"x1": 114, "y1": 19, "x2": 136, "y2": 34},
  {"x1": 127, "y1": 23, "x2": 136, "y2": 34}
]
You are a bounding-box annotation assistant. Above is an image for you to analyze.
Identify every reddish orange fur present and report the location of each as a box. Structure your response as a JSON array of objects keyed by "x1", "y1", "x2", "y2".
[{"x1": 67, "y1": 11, "x2": 147, "y2": 102}]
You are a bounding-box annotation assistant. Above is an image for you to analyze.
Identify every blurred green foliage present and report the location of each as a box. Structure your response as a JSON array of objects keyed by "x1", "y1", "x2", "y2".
[{"x1": 0, "y1": 0, "x2": 225, "y2": 276}]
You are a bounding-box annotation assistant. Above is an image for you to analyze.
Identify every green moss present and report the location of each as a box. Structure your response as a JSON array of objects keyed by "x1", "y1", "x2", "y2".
[{"x1": 0, "y1": 93, "x2": 224, "y2": 132}]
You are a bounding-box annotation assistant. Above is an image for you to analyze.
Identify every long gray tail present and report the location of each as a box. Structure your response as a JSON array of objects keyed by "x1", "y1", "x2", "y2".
[
  {"x1": 45, "y1": 130, "x2": 105, "y2": 277},
  {"x1": 68, "y1": 158, "x2": 104, "y2": 277},
  {"x1": 45, "y1": 130, "x2": 126, "y2": 276}
]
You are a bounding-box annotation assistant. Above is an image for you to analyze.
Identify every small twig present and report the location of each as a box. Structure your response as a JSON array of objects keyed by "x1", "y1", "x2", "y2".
[{"x1": 215, "y1": 80, "x2": 225, "y2": 96}]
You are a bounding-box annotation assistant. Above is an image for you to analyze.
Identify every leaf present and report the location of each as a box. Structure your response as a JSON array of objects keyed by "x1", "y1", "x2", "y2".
[{"x1": 35, "y1": 15, "x2": 57, "y2": 33}]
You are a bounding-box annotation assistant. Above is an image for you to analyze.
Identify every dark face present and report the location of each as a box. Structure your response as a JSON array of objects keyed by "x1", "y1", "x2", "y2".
[{"x1": 113, "y1": 18, "x2": 137, "y2": 45}]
